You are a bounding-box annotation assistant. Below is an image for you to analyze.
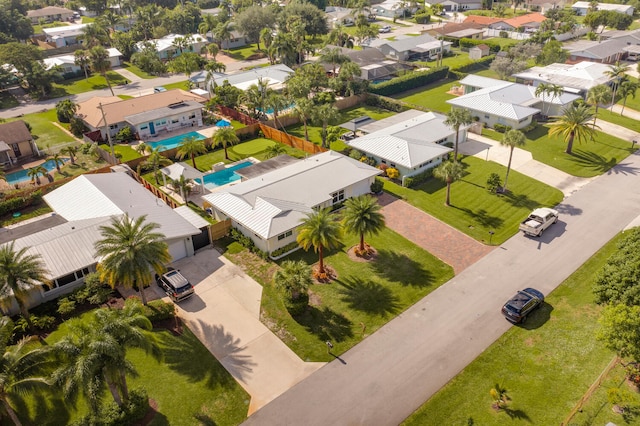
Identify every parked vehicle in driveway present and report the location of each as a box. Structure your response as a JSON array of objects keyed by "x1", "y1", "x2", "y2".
[
  {"x1": 519, "y1": 207, "x2": 559, "y2": 237},
  {"x1": 155, "y1": 267, "x2": 194, "y2": 302},
  {"x1": 501, "y1": 288, "x2": 544, "y2": 323},
  {"x1": 379, "y1": 25, "x2": 391, "y2": 33}
]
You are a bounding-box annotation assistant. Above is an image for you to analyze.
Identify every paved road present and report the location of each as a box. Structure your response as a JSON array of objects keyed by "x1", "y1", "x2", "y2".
[{"x1": 244, "y1": 151, "x2": 640, "y2": 425}]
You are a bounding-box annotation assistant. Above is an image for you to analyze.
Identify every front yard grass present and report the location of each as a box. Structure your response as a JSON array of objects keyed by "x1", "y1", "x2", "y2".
[
  {"x1": 219, "y1": 226, "x2": 454, "y2": 361},
  {"x1": 482, "y1": 125, "x2": 635, "y2": 178},
  {"x1": 224, "y1": 43, "x2": 265, "y2": 61},
  {"x1": 383, "y1": 156, "x2": 564, "y2": 245},
  {"x1": 51, "y1": 71, "x2": 128, "y2": 97},
  {"x1": 121, "y1": 61, "x2": 157, "y2": 79},
  {"x1": 23, "y1": 312, "x2": 250, "y2": 425},
  {"x1": 597, "y1": 108, "x2": 640, "y2": 133},
  {"x1": 162, "y1": 80, "x2": 189, "y2": 91},
  {"x1": 403, "y1": 231, "x2": 623, "y2": 426}
]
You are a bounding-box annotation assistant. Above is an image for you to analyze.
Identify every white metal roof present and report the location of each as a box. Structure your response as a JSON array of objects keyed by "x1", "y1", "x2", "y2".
[
  {"x1": 512, "y1": 62, "x2": 615, "y2": 91},
  {"x1": 42, "y1": 23, "x2": 87, "y2": 38},
  {"x1": 347, "y1": 111, "x2": 454, "y2": 168},
  {"x1": 572, "y1": 1, "x2": 633, "y2": 13},
  {"x1": 136, "y1": 33, "x2": 205, "y2": 53},
  {"x1": 44, "y1": 48, "x2": 121, "y2": 70},
  {"x1": 173, "y1": 205, "x2": 210, "y2": 229},
  {"x1": 43, "y1": 173, "x2": 200, "y2": 240},
  {"x1": 217, "y1": 64, "x2": 294, "y2": 91},
  {"x1": 202, "y1": 151, "x2": 380, "y2": 239}
]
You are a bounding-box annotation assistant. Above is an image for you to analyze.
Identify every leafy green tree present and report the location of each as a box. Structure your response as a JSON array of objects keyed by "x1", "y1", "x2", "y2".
[
  {"x1": 277, "y1": 2, "x2": 328, "y2": 39},
  {"x1": 94, "y1": 214, "x2": 171, "y2": 305},
  {"x1": 593, "y1": 228, "x2": 640, "y2": 306},
  {"x1": 23, "y1": 61, "x2": 61, "y2": 98},
  {"x1": 586, "y1": 84, "x2": 613, "y2": 126},
  {"x1": 535, "y1": 39, "x2": 568, "y2": 65},
  {"x1": 312, "y1": 103, "x2": 340, "y2": 148},
  {"x1": 549, "y1": 103, "x2": 599, "y2": 154},
  {"x1": 434, "y1": 161, "x2": 464, "y2": 206},
  {"x1": 342, "y1": 195, "x2": 385, "y2": 252},
  {"x1": 74, "y1": 50, "x2": 91, "y2": 80},
  {"x1": 0, "y1": 0, "x2": 33, "y2": 42},
  {"x1": 235, "y1": 5, "x2": 276, "y2": 50},
  {"x1": 212, "y1": 127, "x2": 239, "y2": 160},
  {"x1": 499, "y1": 129, "x2": 526, "y2": 191},
  {"x1": 297, "y1": 208, "x2": 342, "y2": 275},
  {"x1": 598, "y1": 304, "x2": 640, "y2": 361},
  {"x1": 177, "y1": 135, "x2": 207, "y2": 168},
  {"x1": 167, "y1": 52, "x2": 201, "y2": 79},
  {"x1": 55, "y1": 99, "x2": 77, "y2": 124},
  {"x1": 140, "y1": 147, "x2": 171, "y2": 185},
  {"x1": 0, "y1": 242, "x2": 49, "y2": 332},
  {"x1": 89, "y1": 46, "x2": 114, "y2": 96},
  {"x1": 444, "y1": 108, "x2": 472, "y2": 161},
  {"x1": 0, "y1": 43, "x2": 42, "y2": 77}
]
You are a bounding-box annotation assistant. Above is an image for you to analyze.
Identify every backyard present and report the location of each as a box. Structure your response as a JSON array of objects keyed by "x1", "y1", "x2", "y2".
[
  {"x1": 403, "y1": 231, "x2": 626, "y2": 426},
  {"x1": 482, "y1": 126, "x2": 635, "y2": 178},
  {"x1": 383, "y1": 156, "x2": 564, "y2": 244},
  {"x1": 10, "y1": 109, "x2": 75, "y2": 152}
]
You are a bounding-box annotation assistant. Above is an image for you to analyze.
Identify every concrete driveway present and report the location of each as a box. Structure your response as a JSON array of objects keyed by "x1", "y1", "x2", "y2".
[{"x1": 155, "y1": 247, "x2": 324, "y2": 415}]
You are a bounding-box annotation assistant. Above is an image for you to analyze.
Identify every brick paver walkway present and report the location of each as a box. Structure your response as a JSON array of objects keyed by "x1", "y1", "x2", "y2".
[{"x1": 378, "y1": 193, "x2": 494, "y2": 274}]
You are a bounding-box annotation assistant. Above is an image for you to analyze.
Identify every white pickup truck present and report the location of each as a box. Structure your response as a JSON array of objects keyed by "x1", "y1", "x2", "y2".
[{"x1": 519, "y1": 208, "x2": 559, "y2": 237}]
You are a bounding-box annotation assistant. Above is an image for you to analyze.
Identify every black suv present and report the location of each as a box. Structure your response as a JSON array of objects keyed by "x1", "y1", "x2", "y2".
[
  {"x1": 501, "y1": 288, "x2": 544, "y2": 324},
  {"x1": 155, "y1": 267, "x2": 194, "y2": 302}
]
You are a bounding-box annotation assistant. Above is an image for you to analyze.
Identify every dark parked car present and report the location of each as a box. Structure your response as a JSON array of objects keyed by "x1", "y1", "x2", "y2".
[
  {"x1": 155, "y1": 267, "x2": 194, "y2": 302},
  {"x1": 501, "y1": 288, "x2": 544, "y2": 324}
]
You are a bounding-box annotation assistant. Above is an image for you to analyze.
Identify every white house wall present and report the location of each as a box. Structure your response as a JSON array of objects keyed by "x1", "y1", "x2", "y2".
[{"x1": 134, "y1": 109, "x2": 203, "y2": 139}]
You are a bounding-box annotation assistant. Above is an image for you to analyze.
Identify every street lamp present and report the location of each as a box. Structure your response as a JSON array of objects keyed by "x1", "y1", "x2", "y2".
[
  {"x1": 488, "y1": 230, "x2": 495, "y2": 245},
  {"x1": 485, "y1": 146, "x2": 491, "y2": 161},
  {"x1": 326, "y1": 341, "x2": 334, "y2": 354}
]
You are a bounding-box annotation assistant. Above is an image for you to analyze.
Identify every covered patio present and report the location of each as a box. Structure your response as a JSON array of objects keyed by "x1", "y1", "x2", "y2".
[{"x1": 159, "y1": 162, "x2": 207, "y2": 203}]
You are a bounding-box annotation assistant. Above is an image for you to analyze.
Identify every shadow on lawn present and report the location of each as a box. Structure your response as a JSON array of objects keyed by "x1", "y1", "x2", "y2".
[
  {"x1": 371, "y1": 250, "x2": 433, "y2": 287},
  {"x1": 518, "y1": 302, "x2": 553, "y2": 331},
  {"x1": 336, "y1": 276, "x2": 400, "y2": 317},
  {"x1": 503, "y1": 407, "x2": 533, "y2": 422},
  {"x1": 22, "y1": 392, "x2": 72, "y2": 425},
  {"x1": 452, "y1": 205, "x2": 504, "y2": 229},
  {"x1": 294, "y1": 306, "x2": 354, "y2": 343},
  {"x1": 501, "y1": 192, "x2": 538, "y2": 210},
  {"x1": 568, "y1": 149, "x2": 619, "y2": 174},
  {"x1": 159, "y1": 323, "x2": 243, "y2": 388}
]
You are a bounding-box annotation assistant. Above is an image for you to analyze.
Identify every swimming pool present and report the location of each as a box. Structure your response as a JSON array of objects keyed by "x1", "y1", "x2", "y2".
[
  {"x1": 5, "y1": 159, "x2": 69, "y2": 185},
  {"x1": 147, "y1": 131, "x2": 206, "y2": 152},
  {"x1": 197, "y1": 161, "x2": 253, "y2": 189}
]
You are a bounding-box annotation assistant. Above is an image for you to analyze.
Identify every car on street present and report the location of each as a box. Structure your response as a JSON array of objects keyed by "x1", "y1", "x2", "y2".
[
  {"x1": 501, "y1": 288, "x2": 544, "y2": 323},
  {"x1": 379, "y1": 25, "x2": 391, "y2": 33},
  {"x1": 519, "y1": 207, "x2": 559, "y2": 237},
  {"x1": 155, "y1": 267, "x2": 194, "y2": 302}
]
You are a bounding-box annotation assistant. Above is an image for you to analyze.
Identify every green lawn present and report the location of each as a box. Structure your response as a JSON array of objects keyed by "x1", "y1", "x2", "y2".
[
  {"x1": 482, "y1": 125, "x2": 635, "y2": 178},
  {"x1": 598, "y1": 108, "x2": 640, "y2": 133},
  {"x1": 22, "y1": 312, "x2": 250, "y2": 425},
  {"x1": 118, "y1": 94, "x2": 133, "y2": 100},
  {"x1": 121, "y1": 61, "x2": 157, "y2": 79},
  {"x1": 220, "y1": 226, "x2": 454, "y2": 361},
  {"x1": 162, "y1": 80, "x2": 189, "y2": 91},
  {"x1": 9, "y1": 109, "x2": 74, "y2": 151},
  {"x1": 285, "y1": 105, "x2": 398, "y2": 151},
  {"x1": 81, "y1": 16, "x2": 96, "y2": 23},
  {"x1": 51, "y1": 72, "x2": 128, "y2": 97},
  {"x1": 99, "y1": 144, "x2": 141, "y2": 162},
  {"x1": 384, "y1": 156, "x2": 564, "y2": 244},
  {"x1": 224, "y1": 43, "x2": 265, "y2": 61},
  {"x1": 393, "y1": 78, "x2": 457, "y2": 113},
  {"x1": 0, "y1": 91, "x2": 19, "y2": 109},
  {"x1": 403, "y1": 232, "x2": 623, "y2": 426}
]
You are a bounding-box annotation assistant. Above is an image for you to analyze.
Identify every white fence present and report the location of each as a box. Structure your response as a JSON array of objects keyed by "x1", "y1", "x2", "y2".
[{"x1": 483, "y1": 26, "x2": 588, "y2": 42}]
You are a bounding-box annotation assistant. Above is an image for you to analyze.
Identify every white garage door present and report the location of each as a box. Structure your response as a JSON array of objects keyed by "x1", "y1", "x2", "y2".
[{"x1": 168, "y1": 239, "x2": 188, "y2": 261}]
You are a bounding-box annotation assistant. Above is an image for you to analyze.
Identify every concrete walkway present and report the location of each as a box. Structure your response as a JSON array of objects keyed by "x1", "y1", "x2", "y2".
[
  {"x1": 610, "y1": 103, "x2": 640, "y2": 121},
  {"x1": 460, "y1": 134, "x2": 594, "y2": 197},
  {"x1": 160, "y1": 248, "x2": 324, "y2": 416},
  {"x1": 378, "y1": 193, "x2": 493, "y2": 274},
  {"x1": 112, "y1": 66, "x2": 144, "y2": 84}
]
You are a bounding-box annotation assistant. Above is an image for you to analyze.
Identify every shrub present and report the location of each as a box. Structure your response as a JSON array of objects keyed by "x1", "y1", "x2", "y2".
[
  {"x1": 386, "y1": 167, "x2": 400, "y2": 179},
  {"x1": 370, "y1": 178, "x2": 384, "y2": 194},
  {"x1": 368, "y1": 67, "x2": 449, "y2": 96},
  {"x1": 14, "y1": 314, "x2": 56, "y2": 335},
  {"x1": 72, "y1": 388, "x2": 149, "y2": 426},
  {"x1": 360, "y1": 156, "x2": 377, "y2": 167},
  {"x1": 450, "y1": 55, "x2": 495, "y2": 75},
  {"x1": 349, "y1": 149, "x2": 362, "y2": 160},
  {"x1": 57, "y1": 297, "x2": 76, "y2": 317},
  {"x1": 378, "y1": 163, "x2": 389, "y2": 176},
  {"x1": 459, "y1": 38, "x2": 503, "y2": 52},
  {"x1": 521, "y1": 120, "x2": 538, "y2": 133},
  {"x1": 142, "y1": 299, "x2": 176, "y2": 323},
  {"x1": 270, "y1": 241, "x2": 300, "y2": 258},
  {"x1": 493, "y1": 123, "x2": 512, "y2": 133},
  {"x1": 0, "y1": 190, "x2": 42, "y2": 217},
  {"x1": 415, "y1": 12, "x2": 430, "y2": 24},
  {"x1": 69, "y1": 116, "x2": 87, "y2": 137},
  {"x1": 364, "y1": 95, "x2": 404, "y2": 112},
  {"x1": 403, "y1": 167, "x2": 434, "y2": 188},
  {"x1": 499, "y1": 31, "x2": 508, "y2": 38},
  {"x1": 486, "y1": 173, "x2": 502, "y2": 193},
  {"x1": 115, "y1": 127, "x2": 134, "y2": 143}
]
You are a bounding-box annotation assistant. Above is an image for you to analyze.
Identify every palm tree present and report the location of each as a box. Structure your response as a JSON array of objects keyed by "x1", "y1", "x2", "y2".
[
  {"x1": 273, "y1": 260, "x2": 311, "y2": 302},
  {"x1": 94, "y1": 214, "x2": 170, "y2": 305},
  {"x1": 297, "y1": 208, "x2": 342, "y2": 275},
  {"x1": 62, "y1": 145, "x2": 78, "y2": 165},
  {"x1": 49, "y1": 153, "x2": 65, "y2": 174},
  {"x1": 97, "y1": 10, "x2": 122, "y2": 40},
  {"x1": 605, "y1": 62, "x2": 629, "y2": 111},
  {"x1": 26, "y1": 166, "x2": 46, "y2": 185},
  {"x1": 206, "y1": 43, "x2": 219, "y2": 61},
  {"x1": 499, "y1": 129, "x2": 526, "y2": 191},
  {"x1": 80, "y1": 23, "x2": 109, "y2": 48},
  {"x1": 0, "y1": 166, "x2": 4, "y2": 183},
  {"x1": 214, "y1": 22, "x2": 233, "y2": 52},
  {"x1": 135, "y1": 142, "x2": 149, "y2": 156},
  {"x1": 319, "y1": 47, "x2": 350, "y2": 78},
  {"x1": 176, "y1": 136, "x2": 207, "y2": 168},
  {"x1": 312, "y1": 104, "x2": 340, "y2": 149},
  {"x1": 293, "y1": 98, "x2": 315, "y2": 141},
  {"x1": 444, "y1": 108, "x2": 473, "y2": 161},
  {"x1": 264, "y1": 143, "x2": 287, "y2": 159},
  {"x1": 549, "y1": 103, "x2": 600, "y2": 155},
  {"x1": 89, "y1": 46, "x2": 115, "y2": 96},
  {"x1": 342, "y1": 195, "x2": 386, "y2": 253},
  {"x1": 490, "y1": 383, "x2": 511, "y2": 410},
  {"x1": 140, "y1": 147, "x2": 171, "y2": 184},
  {"x1": 265, "y1": 92, "x2": 290, "y2": 131},
  {"x1": 0, "y1": 336, "x2": 53, "y2": 426},
  {"x1": 0, "y1": 242, "x2": 49, "y2": 332},
  {"x1": 433, "y1": 161, "x2": 464, "y2": 206},
  {"x1": 586, "y1": 84, "x2": 612, "y2": 126},
  {"x1": 170, "y1": 175, "x2": 193, "y2": 202},
  {"x1": 212, "y1": 127, "x2": 239, "y2": 160},
  {"x1": 55, "y1": 99, "x2": 77, "y2": 123},
  {"x1": 618, "y1": 79, "x2": 638, "y2": 116},
  {"x1": 74, "y1": 49, "x2": 91, "y2": 79},
  {"x1": 534, "y1": 83, "x2": 551, "y2": 115},
  {"x1": 260, "y1": 27, "x2": 274, "y2": 54}
]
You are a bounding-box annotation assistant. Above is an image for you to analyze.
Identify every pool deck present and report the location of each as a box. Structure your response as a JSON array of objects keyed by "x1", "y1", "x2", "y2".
[{"x1": 141, "y1": 125, "x2": 218, "y2": 146}]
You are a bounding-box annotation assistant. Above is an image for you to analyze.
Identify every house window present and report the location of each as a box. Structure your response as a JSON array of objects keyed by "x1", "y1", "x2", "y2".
[
  {"x1": 331, "y1": 189, "x2": 345, "y2": 204},
  {"x1": 189, "y1": 114, "x2": 196, "y2": 119},
  {"x1": 10, "y1": 143, "x2": 21, "y2": 157},
  {"x1": 381, "y1": 159, "x2": 387, "y2": 164},
  {"x1": 48, "y1": 266, "x2": 92, "y2": 291},
  {"x1": 140, "y1": 126, "x2": 148, "y2": 130},
  {"x1": 109, "y1": 124, "x2": 118, "y2": 130},
  {"x1": 390, "y1": 163, "x2": 396, "y2": 168},
  {"x1": 484, "y1": 115, "x2": 490, "y2": 119},
  {"x1": 171, "y1": 119, "x2": 179, "y2": 124},
  {"x1": 277, "y1": 230, "x2": 293, "y2": 240}
]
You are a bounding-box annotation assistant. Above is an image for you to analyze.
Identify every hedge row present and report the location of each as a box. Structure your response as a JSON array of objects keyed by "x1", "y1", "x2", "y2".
[
  {"x1": 459, "y1": 38, "x2": 504, "y2": 52},
  {"x1": 0, "y1": 190, "x2": 42, "y2": 217},
  {"x1": 453, "y1": 55, "x2": 496, "y2": 74},
  {"x1": 368, "y1": 66, "x2": 450, "y2": 96},
  {"x1": 403, "y1": 167, "x2": 434, "y2": 188}
]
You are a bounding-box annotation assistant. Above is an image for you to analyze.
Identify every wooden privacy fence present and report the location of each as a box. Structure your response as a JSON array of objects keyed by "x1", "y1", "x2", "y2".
[
  {"x1": 217, "y1": 105, "x2": 259, "y2": 125},
  {"x1": 259, "y1": 124, "x2": 326, "y2": 155},
  {"x1": 209, "y1": 219, "x2": 231, "y2": 240}
]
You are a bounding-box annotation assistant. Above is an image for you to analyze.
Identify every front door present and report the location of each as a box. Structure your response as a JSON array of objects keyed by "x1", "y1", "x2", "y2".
[{"x1": 149, "y1": 122, "x2": 155, "y2": 135}]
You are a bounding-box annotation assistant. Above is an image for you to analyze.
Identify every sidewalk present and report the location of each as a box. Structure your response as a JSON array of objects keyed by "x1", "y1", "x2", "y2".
[{"x1": 460, "y1": 134, "x2": 594, "y2": 197}]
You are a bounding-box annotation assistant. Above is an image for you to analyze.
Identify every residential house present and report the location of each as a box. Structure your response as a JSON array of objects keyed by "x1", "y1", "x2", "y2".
[
  {"x1": 320, "y1": 46, "x2": 412, "y2": 80},
  {"x1": 44, "y1": 48, "x2": 122, "y2": 78},
  {"x1": 372, "y1": 0, "x2": 415, "y2": 17},
  {"x1": 347, "y1": 110, "x2": 455, "y2": 181},
  {"x1": 427, "y1": 0, "x2": 483, "y2": 11},
  {"x1": 191, "y1": 63, "x2": 295, "y2": 92},
  {"x1": 202, "y1": 151, "x2": 381, "y2": 255},
  {"x1": 221, "y1": 30, "x2": 249, "y2": 50},
  {"x1": 469, "y1": 44, "x2": 490, "y2": 59},
  {"x1": 466, "y1": 12, "x2": 546, "y2": 31},
  {"x1": 42, "y1": 23, "x2": 87, "y2": 47},
  {"x1": 524, "y1": 0, "x2": 569, "y2": 14},
  {"x1": 562, "y1": 29, "x2": 640, "y2": 64},
  {"x1": 572, "y1": 1, "x2": 634, "y2": 16},
  {"x1": 27, "y1": 6, "x2": 74, "y2": 24},
  {"x1": 75, "y1": 89, "x2": 206, "y2": 140},
  {"x1": 135, "y1": 34, "x2": 207, "y2": 61},
  {"x1": 0, "y1": 172, "x2": 203, "y2": 314},
  {"x1": 512, "y1": 61, "x2": 615, "y2": 97},
  {"x1": 447, "y1": 75, "x2": 580, "y2": 129},
  {"x1": 325, "y1": 6, "x2": 356, "y2": 28},
  {"x1": 366, "y1": 34, "x2": 452, "y2": 61},
  {"x1": 430, "y1": 22, "x2": 485, "y2": 40},
  {"x1": 0, "y1": 121, "x2": 40, "y2": 166}
]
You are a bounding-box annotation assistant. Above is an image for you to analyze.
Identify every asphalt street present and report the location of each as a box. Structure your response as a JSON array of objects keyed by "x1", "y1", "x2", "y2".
[{"x1": 243, "y1": 151, "x2": 640, "y2": 425}]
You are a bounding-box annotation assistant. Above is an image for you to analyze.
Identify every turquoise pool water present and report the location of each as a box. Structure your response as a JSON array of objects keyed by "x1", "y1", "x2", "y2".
[
  {"x1": 6, "y1": 159, "x2": 69, "y2": 185},
  {"x1": 197, "y1": 161, "x2": 252, "y2": 189},
  {"x1": 147, "y1": 131, "x2": 205, "y2": 152}
]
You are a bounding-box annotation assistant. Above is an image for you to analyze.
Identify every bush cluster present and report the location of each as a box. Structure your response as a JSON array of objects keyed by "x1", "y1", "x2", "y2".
[
  {"x1": 493, "y1": 123, "x2": 512, "y2": 133},
  {"x1": 368, "y1": 67, "x2": 450, "y2": 96},
  {"x1": 142, "y1": 299, "x2": 176, "y2": 323},
  {"x1": 451, "y1": 55, "x2": 495, "y2": 74},
  {"x1": 270, "y1": 241, "x2": 299, "y2": 258},
  {"x1": 486, "y1": 172, "x2": 502, "y2": 193},
  {"x1": 521, "y1": 120, "x2": 538, "y2": 134},
  {"x1": 403, "y1": 168, "x2": 434, "y2": 188},
  {"x1": 230, "y1": 228, "x2": 268, "y2": 259},
  {"x1": 370, "y1": 178, "x2": 384, "y2": 194},
  {"x1": 364, "y1": 95, "x2": 405, "y2": 112},
  {"x1": 0, "y1": 190, "x2": 42, "y2": 216},
  {"x1": 386, "y1": 167, "x2": 399, "y2": 179},
  {"x1": 71, "y1": 388, "x2": 149, "y2": 426},
  {"x1": 459, "y1": 38, "x2": 503, "y2": 52}
]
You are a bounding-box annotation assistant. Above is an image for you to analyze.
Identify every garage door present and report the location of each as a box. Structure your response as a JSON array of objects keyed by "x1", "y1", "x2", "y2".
[{"x1": 168, "y1": 240, "x2": 187, "y2": 261}]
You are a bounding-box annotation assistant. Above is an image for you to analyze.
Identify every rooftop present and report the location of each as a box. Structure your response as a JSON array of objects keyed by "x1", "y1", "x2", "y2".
[
  {"x1": 512, "y1": 62, "x2": 615, "y2": 91},
  {"x1": 0, "y1": 121, "x2": 32, "y2": 145},
  {"x1": 27, "y1": 6, "x2": 74, "y2": 17}
]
